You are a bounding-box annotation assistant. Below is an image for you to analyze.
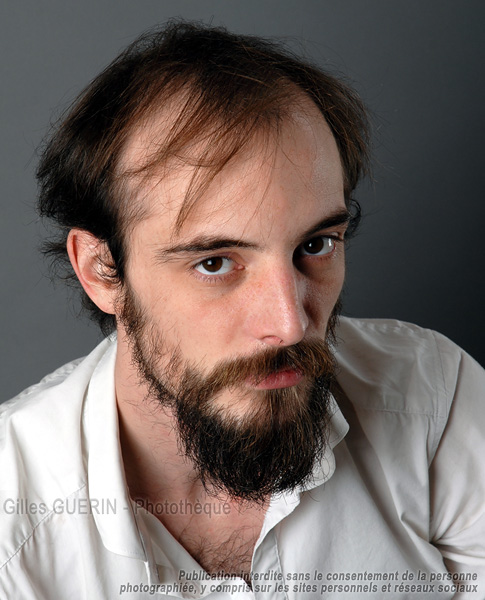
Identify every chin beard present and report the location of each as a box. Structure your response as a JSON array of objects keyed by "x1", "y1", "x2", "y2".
[{"x1": 120, "y1": 287, "x2": 340, "y2": 503}]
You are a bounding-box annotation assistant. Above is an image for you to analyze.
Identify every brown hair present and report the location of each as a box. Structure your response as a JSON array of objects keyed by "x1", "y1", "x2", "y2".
[{"x1": 37, "y1": 20, "x2": 370, "y2": 334}]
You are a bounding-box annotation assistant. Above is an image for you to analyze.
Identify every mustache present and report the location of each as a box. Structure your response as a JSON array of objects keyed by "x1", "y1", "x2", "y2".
[{"x1": 179, "y1": 338, "x2": 336, "y2": 396}]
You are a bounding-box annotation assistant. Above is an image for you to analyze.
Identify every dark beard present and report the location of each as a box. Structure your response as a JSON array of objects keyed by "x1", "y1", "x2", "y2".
[{"x1": 120, "y1": 286, "x2": 340, "y2": 503}]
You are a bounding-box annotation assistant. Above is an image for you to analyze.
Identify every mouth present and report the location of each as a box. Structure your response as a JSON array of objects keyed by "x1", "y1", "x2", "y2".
[{"x1": 249, "y1": 368, "x2": 304, "y2": 390}]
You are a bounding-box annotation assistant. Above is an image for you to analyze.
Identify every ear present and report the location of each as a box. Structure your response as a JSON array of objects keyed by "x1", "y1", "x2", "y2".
[{"x1": 67, "y1": 229, "x2": 119, "y2": 315}]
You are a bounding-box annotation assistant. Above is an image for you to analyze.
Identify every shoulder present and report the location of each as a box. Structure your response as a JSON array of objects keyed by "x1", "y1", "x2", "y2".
[
  {"x1": 0, "y1": 337, "x2": 114, "y2": 460},
  {"x1": 0, "y1": 337, "x2": 115, "y2": 570},
  {"x1": 334, "y1": 316, "x2": 485, "y2": 463},
  {"x1": 331, "y1": 319, "x2": 485, "y2": 572},
  {"x1": 335, "y1": 315, "x2": 462, "y2": 370},
  {"x1": 334, "y1": 316, "x2": 473, "y2": 415}
]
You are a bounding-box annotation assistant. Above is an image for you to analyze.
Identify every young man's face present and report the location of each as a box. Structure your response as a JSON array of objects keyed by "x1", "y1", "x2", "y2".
[{"x1": 115, "y1": 100, "x2": 348, "y2": 499}]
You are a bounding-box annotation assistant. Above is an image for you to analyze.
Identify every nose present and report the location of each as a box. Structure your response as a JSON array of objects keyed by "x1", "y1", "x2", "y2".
[{"x1": 245, "y1": 262, "x2": 309, "y2": 347}]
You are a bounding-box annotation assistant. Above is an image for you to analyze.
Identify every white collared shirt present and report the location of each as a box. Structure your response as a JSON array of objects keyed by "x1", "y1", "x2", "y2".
[{"x1": 1, "y1": 318, "x2": 484, "y2": 599}]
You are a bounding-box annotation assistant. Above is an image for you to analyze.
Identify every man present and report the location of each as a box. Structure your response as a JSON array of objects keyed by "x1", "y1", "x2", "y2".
[{"x1": 1, "y1": 21, "x2": 484, "y2": 599}]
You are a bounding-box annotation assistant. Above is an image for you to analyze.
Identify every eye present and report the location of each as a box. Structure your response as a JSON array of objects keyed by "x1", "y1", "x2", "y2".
[
  {"x1": 194, "y1": 256, "x2": 234, "y2": 276},
  {"x1": 299, "y1": 236, "x2": 335, "y2": 256}
]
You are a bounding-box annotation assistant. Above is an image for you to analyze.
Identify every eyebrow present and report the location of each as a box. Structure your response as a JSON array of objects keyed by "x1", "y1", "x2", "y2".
[
  {"x1": 155, "y1": 208, "x2": 351, "y2": 261},
  {"x1": 295, "y1": 209, "x2": 351, "y2": 246}
]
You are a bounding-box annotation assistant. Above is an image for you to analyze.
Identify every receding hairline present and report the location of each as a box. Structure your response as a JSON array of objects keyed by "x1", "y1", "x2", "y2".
[{"x1": 113, "y1": 83, "x2": 343, "y2": 237}]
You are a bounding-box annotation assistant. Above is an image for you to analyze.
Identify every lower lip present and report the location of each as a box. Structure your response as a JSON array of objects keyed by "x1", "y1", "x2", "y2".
[{"x1": 251, "y1": 369, "x2": 304, "y2": 390}]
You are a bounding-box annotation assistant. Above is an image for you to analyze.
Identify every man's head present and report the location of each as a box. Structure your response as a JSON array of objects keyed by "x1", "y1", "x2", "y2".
[
  {"x1": 37, "y1": 21, "x2": 369, "y2": 500},
  {"x1": 37, "y1": 20, "x2": 368, "y2": 334}
]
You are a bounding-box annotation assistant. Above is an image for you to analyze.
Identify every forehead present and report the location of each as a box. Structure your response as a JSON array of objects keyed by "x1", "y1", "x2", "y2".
[{"x1": 119, "y1": 97, "x2": 344, "y2": 241}]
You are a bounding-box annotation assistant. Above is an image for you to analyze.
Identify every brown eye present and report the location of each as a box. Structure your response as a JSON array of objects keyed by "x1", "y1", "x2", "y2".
[
  {"x1": 195, "y1": 257, "x2": 234, "y2": 276},
  {"x1": 300, "y1": 236, "x2": 334, "y2": 256},
  {"x1": 202, "y1": 258, "x2": 223, "y2": 272}
]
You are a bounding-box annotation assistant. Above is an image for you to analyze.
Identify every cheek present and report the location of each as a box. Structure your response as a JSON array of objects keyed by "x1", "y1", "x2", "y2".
[{"x1": 156, "y1": 285, "x2": 246, "y2": 361}]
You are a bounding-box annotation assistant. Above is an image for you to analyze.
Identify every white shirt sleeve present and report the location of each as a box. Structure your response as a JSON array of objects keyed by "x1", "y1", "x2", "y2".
[{"x1": 429, "y1": 332, "x2": 485, "y2": 592}]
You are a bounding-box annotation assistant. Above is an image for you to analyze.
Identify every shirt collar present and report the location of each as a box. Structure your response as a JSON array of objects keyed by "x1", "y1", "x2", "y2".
[
  {"x1": 85, "y1": 337, "x2": 148, "y2": 561},
  {"x1": 259, "y1": 393, "x2": 349, "y2": 538},
  {"x1": 305, "y1": 393, "x2": 349, "y2": 489}
]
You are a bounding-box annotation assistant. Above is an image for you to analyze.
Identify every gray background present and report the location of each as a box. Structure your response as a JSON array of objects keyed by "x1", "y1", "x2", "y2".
[{"x1": 1, "y1": 0, "x2": 484, "y2": 401}]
